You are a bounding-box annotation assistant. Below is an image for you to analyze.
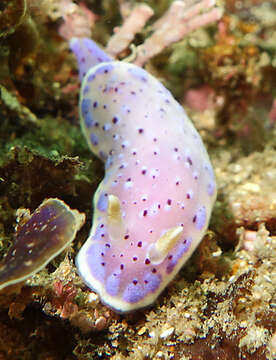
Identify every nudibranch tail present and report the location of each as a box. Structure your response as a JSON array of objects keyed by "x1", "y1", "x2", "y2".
[
  {"x1": 69, "y1": 37, "x2": 112, "y2": 81},
  {"x1": 72, "y1": 37, "x2": 217, "y2": 312}
]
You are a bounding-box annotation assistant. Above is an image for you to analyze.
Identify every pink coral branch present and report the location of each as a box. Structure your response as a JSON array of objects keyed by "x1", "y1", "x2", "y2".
[
  {"x1": 106, "y1": 4, "x2": 154, "y2": 57},
  {"x1": 134, "y1": 0, "x2": 223, "y2": 66},
  {"x1": 157, "y1": 0, "x2": 218, "y2": 28},
  {"x1": 58, "y1": 0, "x2": 97, "y2": 41},
  {"x1": 117, "y1": 0, "x2": 133, "y2": 19}
]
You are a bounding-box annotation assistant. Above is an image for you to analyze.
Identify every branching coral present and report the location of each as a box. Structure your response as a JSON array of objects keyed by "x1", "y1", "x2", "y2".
[
  {"x1": 106, "y1": 0, "x2": 222, "y2": 65},
  {"x1": 134, "y1": 0, "x2": 223, "y2": 66},
  {"x1": 106, "y1": 4, "x2": 154, "y2": 56},
  {"x1": 57, "y1": 0, "x2": 97, "y2": 41}
]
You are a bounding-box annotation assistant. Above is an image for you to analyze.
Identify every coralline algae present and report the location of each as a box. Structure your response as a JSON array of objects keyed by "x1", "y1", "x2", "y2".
[{"x1": 70, "y1": 38, "x2": 217, "y2": 312}]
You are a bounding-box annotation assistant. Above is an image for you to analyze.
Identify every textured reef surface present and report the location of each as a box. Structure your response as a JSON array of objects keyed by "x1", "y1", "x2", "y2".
[{"x1": 0, "y1": 1, "x2": 276, "y2": 359}]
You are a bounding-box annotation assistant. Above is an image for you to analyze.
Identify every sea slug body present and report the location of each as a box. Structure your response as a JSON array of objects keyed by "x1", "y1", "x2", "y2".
[{"x1": 70, "y1": 38, "x2": 217, "y2": 312}]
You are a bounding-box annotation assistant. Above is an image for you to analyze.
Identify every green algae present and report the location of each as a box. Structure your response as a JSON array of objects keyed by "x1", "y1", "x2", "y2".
[{"x1": 0, "y1": 115, "x2": 90, "y2": 164}]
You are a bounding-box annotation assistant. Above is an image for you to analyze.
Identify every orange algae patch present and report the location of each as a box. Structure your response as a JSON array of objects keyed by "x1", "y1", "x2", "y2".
[{"x1": 0, "y1": 198, "x2": 85, "y2": 290}]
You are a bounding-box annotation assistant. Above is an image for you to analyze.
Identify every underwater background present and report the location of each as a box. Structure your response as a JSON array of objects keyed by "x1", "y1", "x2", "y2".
[{"x1": 0, "y1": 0, "x2": 276, "y2": 359}]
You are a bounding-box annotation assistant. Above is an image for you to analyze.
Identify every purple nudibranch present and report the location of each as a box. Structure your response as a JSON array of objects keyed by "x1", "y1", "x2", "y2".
[{"x1": 70, "y1": 37, "x2": 217, "y2": 312}]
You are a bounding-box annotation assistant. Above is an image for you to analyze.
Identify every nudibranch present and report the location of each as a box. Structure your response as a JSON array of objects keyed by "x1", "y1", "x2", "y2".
[
  {"x1": 70, "y1": 38, "x2": 217, "y2": 312},
  {"x1": 0, "y1": 198, "x2": 85, "y2": 291}
]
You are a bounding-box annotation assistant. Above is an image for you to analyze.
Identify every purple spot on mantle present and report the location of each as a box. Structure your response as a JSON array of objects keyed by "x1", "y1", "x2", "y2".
[
  {"x1": 106, "y1": 272, "x2": 121, "y2": 296},
  {"x1": 208, "y1": 182, "x2": 215, "y2": 196},
  {"x1": 123, "y1": 283, "x2": 146, "y2": 303},
  {"x1": 90, "y1": 133, "x2": 99, "y2": 146},
  {"x1": 97, "y1": 193, "x2": 108, "y2": 212},
  {"x1": 83, "y1": 111, "x2": 94, "y2": 128},
  {"x1": 83, "y1": 85, "x2": 90, "y2": 95},
  {"x1": 143, "y1": 272, "x2": 161, "y2": 293},
  {"x1": 87, "y1": 73, "x2": 95, "y2": 82},
  {"x1": 105, "y1": 156, "x2": 113, "y2": 170},
  {"x1": 166, "y1": 237, "x2": 192, "y2": 274},
  {"x1": 81, "y1": 98, "x2": 91, "y2": 115},
  {"x1": 194, "y1": 206, "x2": 206, "y2": 230},
  {"x1": 85, "y1": 243, "x2": 107, "y2": 282}
]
